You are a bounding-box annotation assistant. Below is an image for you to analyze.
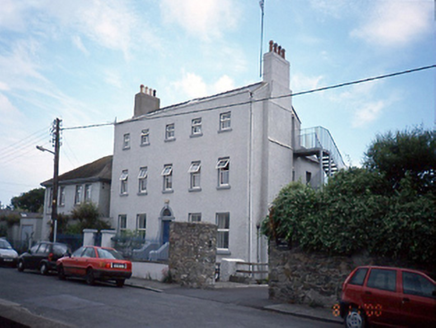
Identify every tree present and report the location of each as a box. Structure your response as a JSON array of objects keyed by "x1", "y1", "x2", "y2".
[
  {"x1": 364, "y1": 127, "x2": 436, "y2": 195},
  {"x1": 11, "y1": 188, "x2": 45, "y2": 212},
  {"x1": 69, "y1": 202, "x2": 110, "y2": 232}
]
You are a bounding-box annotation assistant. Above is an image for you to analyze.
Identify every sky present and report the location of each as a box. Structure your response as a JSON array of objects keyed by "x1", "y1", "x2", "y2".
[{"x1": 0, "y1": 0, "x2": 435, "y2": 207}]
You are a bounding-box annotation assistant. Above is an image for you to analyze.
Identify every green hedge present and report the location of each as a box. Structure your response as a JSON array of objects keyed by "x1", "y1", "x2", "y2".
[{"x1": 262, "y1": 168, "x2": 436, "y2": 265}]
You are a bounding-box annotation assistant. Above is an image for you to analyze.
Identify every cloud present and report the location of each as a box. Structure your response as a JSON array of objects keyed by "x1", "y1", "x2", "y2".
[
  {"x1": 171, "y1": 71, "x2": 236, "y2": 100},
  {"x1": 171, "y1": 72, "x2": 208, "y2": 99},
  {"x1": 0, "y1": 93, "x2": 25, "y2": 127},
  {"x1": 72, "y1": 35, "x2": 89, "y2": 56},
  {"x1": 213, "y1": 75, "x2": 235, "y2": 94},
  {"x1": 160, "y1": 0, "x2": 240, "y2": 41},
  {"x1": 352, "y1": 100, "x2": 385, "y2": 127},
  {"x1": 0, "y1": 0, "x2": 27, "y2": 32},
  {"x1": 310, "y1": 0, "x2": 351, "y2": 18},
  {"x1": 291, "y1": 73, "x2": 324, "y2": 93},
  {"x1": 351, "y1": 1, "x2": 433, "y2": 47}
]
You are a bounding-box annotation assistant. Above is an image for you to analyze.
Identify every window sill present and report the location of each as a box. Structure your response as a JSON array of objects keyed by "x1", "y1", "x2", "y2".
[
  {"x1": 217, "y1": 249, "x2": 231, "y2": 255},
  {"x1": 137, "y1": 191, "x2": 148, "y2": 196},
  {"x1": 162, "y1": 190, "x2": 174, "y2": 194},
  {"x1": 140, "y1": 143, "x2": 150, "y2": 147},
  {"x1": 218, "y1": 128, "x2": 232, "y2": 134},
  {"x1": 164, "y1": 138, "x2": 176, "y2": 143},
  {"x1": 216, "y1": 185, "x2": 231, "y2": 190},
  {"x1": 122, "y1": 147, "x2": 131, "y2": 150},
  {"x1": 189, "y1": 187, "x2": 202, "y2": 192},
  {"x1": 190, "y1": 133, "x2": 203, "y2": 138},
  {"x1": 119, "y1": 193, "x2": 129, "y2": 197}
]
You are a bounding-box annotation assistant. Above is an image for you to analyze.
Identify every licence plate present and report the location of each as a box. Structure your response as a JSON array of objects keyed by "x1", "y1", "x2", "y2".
[
  {"x1": 112, "y1": 263, "x2": 126, "y2": 269},
  {"x1": 4, "y1": 259, "x2": 13, "y2": 262}
]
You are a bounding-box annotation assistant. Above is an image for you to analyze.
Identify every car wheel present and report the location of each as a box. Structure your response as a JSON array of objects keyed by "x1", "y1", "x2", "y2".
[
  {"x1": 17, "y1": 260, "x2": 24, "y2": 272},
  {"x1": 344, "y1": 308, "x2": 366, "y2": 328},
  {"x1": 116, "y1": 279, "x2": 125, "y2": 287},
  {"x1": 58, "y1": 265, "x2": 66, "y2": 280},
  {"x1": 86, "y1": 268, "x2": 95, "y2": 286},
  {"x1": 40, "y1": 263, "x2": 48, "y2": 275}
]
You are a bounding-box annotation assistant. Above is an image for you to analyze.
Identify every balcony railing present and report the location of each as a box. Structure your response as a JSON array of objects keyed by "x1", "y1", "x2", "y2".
[{"x1": 297, "y1": 126, "x2": 346, "y2": 171}]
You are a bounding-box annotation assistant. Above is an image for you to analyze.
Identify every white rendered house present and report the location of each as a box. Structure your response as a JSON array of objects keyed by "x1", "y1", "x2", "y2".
[
  {"x1": 110, "y1": 42, "x2": 344, "y2": 263},
  {"x1": 41, "y1": 156, "x2": 112, "y2": 241}
]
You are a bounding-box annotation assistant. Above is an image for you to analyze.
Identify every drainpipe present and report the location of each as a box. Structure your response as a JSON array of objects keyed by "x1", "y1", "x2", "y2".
[{"x1": 248, "y1": 91, "x2": 254, "y2": 263}]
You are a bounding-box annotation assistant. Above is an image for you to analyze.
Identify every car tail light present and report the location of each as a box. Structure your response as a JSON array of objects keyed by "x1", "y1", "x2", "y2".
[
  {"x1": 105, "y1": 263, "x2": 111, "y2": 269},
  {"x1": 48, "y1": 253, "x2": 54, "y2": 261}
]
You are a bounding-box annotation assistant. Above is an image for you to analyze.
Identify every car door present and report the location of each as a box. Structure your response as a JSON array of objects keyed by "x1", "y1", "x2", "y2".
[
  {"x1": 30, "y1": 243, "x2": 48, "y2": 270},
  {"x1": 362, "y1": 268, "x2": 402, "y2": 327},
  {"x1": 62, "y1": 247, "x2": 84, "y2": 275},
  {"x1": 400, "y1": 270, "x2": 436, "y2": 327},
  {"x1": 76, "y1": 247, "x2": 96, "y2": 276}
]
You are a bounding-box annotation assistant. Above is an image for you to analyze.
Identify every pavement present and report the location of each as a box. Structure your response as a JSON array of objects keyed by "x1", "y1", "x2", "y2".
[
  {"x1": 0, "y1": 277, "x2": 343, "y2": 327},
  {"x1": 125, "y1": 277, "x2": 343, "y2": 325}
]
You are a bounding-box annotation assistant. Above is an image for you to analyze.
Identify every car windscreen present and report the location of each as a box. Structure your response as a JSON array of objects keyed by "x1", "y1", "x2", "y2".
[
  {"x1": 97, "y1": 248, "x2": 124, "y2": 260},
  {"x1": 0, "y1": 240, "x2": 12, "y2": 249}
]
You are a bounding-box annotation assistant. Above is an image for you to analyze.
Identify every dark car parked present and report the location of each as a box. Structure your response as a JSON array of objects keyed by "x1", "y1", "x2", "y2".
[{"x1": 17, "y1": 241, "x2": 71, "y2": 275}]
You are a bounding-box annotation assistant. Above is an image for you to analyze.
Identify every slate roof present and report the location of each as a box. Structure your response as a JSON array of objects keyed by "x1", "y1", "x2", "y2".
[{"x1": 41, "y1": 155, "x2": 112, "y2": 186}]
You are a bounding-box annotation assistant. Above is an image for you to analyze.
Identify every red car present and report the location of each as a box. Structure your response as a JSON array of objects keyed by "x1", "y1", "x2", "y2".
[
  {"x1": 340, "y1": 265, "x2": 436, "y2": 328},
  {"x1": 57, "y1": 246, "x2": 132, "y2": 287}
]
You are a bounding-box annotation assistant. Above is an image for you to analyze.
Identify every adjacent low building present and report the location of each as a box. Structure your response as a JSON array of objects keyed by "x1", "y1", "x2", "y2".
[{"x1": 41, "y1": 155, "x2": 112, "y2": 240}]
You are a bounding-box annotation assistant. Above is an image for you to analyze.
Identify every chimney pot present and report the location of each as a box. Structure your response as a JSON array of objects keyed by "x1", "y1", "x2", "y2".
[
  {"x1": 269, "y1": 40, "x2": 274, "y2": 52},
  {"x1": 140, "y1": 84, "x2": 144, "y2": 93},
  {"x1": 282, "y1": 49, "x2": 286, "y2": 59},
  {"x1": 153, "y1": 89, "x2": 156, "y2": 97}
]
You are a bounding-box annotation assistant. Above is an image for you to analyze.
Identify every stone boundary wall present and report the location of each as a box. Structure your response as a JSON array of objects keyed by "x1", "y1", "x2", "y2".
[
  {"x1": 268, "y1": 241, "x2": 433, "y2": 308},
  {"x1": 168, "y1": 222, "x2": 217, "y2": 288}
]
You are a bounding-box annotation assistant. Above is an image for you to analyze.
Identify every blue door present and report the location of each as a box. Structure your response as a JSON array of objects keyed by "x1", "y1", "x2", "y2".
[{"x1": 162, "y1": 221, "x2": 170, "y2": 244}]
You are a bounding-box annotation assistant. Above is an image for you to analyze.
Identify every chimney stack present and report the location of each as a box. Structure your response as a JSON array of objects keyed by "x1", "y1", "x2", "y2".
[
  {"x1": 134, "y1": 84, "x2": 160, "y2": 117},
  {"x1": 263, "y1": 40, "x2": 290, "y2": 89}
]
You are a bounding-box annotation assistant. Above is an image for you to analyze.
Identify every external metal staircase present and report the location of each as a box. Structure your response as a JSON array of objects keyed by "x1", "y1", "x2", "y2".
[{"x1": 294, "y1": 126, "x2": 345, "y2": 178}]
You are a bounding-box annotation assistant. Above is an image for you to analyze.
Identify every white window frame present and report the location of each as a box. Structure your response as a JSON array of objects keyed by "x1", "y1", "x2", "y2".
[
  {"x1": 140, "y1": 129, "x2": 150, "y2": 146},
  {"x1": 120, "y1": 170, "x2": 128, "y2": 195},
  {"x1": 216, "y1": 213, "x2": 230, "y2": 250},
  {"x1": 74, "y1": 185, "x2": 83, "y2": 205},
  {"x1": 84, "y1": 184, "x2": 92, "y2": 202},
  {"x1": 161, "y1": 164, "x2": 173, "y2": 191},
  {"x1": 118, "y1": 215, "x2": 127, "y2": 235},
  {"x1": 123, "y1": 133, "x2": 130, "y2": 149},
  {"x1": 189, "y1": 213, "x2": 201, "y2": 222},
  {"x1": 59, "y1": 186, "x2": 65, "y2": 207},
  {"x1": 165, "y1": 123, "x2": 175, "y2": 140},
  {"x1": 216, "y1": 158, "x2": 230, "y2": 187},
  {"x1": 191, "y1": 118, "x2": 202, "y2": 136},
  {"x1": 219, "y1": 112, "x2": 231, "y2": 131},
  {"x1": 189, "y1": 161, "x2": 201, "y2": 190},
  {"x1": 136, "y1": 214, "x2": 146, "y2": 240},
  {"x1": 138, "y1": 167, "x2": 148, "y2": 194}
]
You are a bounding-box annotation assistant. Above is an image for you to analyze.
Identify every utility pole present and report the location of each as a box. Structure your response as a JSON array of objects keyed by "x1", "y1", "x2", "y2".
[{"x1": 51, "y1": 118, "x2": 61, "y2": 243}]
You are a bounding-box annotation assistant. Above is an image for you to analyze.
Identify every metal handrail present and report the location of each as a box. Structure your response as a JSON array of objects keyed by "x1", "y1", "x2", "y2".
[{"x1": 297, "y1": 126, "x2": 346, "y2": 169}]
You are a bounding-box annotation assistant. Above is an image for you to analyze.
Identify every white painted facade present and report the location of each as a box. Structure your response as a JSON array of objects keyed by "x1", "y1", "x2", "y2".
[
  {"x1": 110, "y1": 44, "x2": 338, "y2": 263},
  {"x1": 111, "y1": 46, "x2": 314, "y2": 263}
]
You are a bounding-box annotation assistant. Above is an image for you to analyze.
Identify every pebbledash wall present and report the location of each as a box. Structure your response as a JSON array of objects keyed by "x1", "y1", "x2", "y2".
[{"x1": 268, "y1": 241, "x2": 434, "y2": 308}]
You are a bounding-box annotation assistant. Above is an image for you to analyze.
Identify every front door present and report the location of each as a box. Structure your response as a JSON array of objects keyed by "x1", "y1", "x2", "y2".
[{"x1": 162, "y1": 220, "x2": 170, "y2": 244}]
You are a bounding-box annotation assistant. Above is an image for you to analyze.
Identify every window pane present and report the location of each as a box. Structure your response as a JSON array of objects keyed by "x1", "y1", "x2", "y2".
[
  {"x1": 217, "y1": 231, "x2": 229, "y2": 249},
  {"x1": 403, "y1": 272, "x2": 435, "y2": 298},
  {"x1": 367, "y1": 269, "x2": 396, "y2": 292},
  {"x1": 349, "y1": 268, "x2": 368, "y2": 286}
]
